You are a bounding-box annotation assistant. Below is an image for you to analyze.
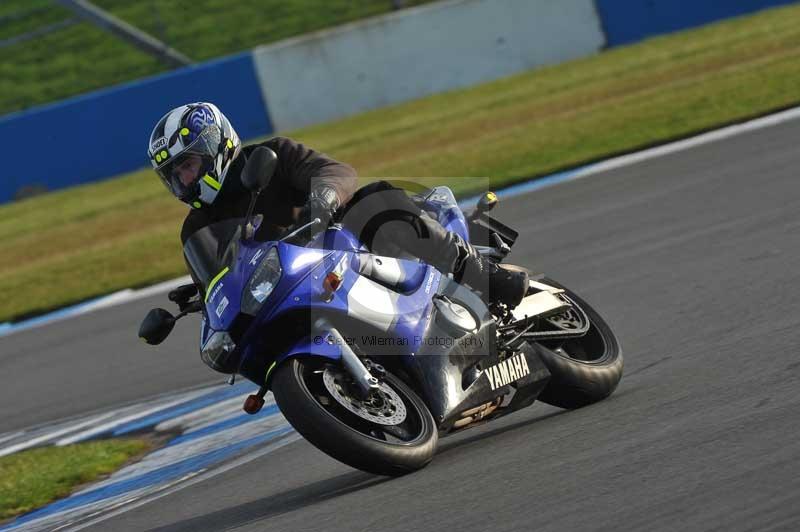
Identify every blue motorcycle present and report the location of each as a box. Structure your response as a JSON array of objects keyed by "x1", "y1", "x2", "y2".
[{"x1": 140, "y1": 148, "x2": 623, "y2": 476}]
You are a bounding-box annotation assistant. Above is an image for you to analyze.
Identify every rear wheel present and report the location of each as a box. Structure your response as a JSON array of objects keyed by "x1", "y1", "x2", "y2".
[
  {"x1": 271, "y1": 358, "x2": 438, "y2": 476},
  {"x1": 500, "y1": 269, "x2": 623, "y2": 409}
]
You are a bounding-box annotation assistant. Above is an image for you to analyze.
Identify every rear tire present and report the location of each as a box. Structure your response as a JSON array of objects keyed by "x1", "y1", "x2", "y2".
[
  {"x1": 535, "y1": 277, "x2": 623, "y2": 409},
  {"x1": 272, "y1": 358, "x2": 438, "y2": 476},
  {"x1": 500, "y1": 267, "x2": 623, "y2": 409}
]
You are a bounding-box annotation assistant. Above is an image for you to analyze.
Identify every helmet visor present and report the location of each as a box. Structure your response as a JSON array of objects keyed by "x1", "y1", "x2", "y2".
[{"x1": 154, "y1": 125, "x2": 222, "y2": 202}]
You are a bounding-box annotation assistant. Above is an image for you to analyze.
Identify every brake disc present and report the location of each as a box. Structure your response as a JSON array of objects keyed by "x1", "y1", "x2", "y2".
[{"x1": 322, "y1": 367, "x2": 407, "y2": 425}]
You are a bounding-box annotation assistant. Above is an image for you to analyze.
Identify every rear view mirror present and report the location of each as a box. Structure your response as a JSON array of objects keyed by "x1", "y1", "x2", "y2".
[
  {"x1": 241, "y1": 147, "x2": 278, "y2": 193},
  {"x1": 139, "y1": 308, "x2": 176, "y2": 345},
  {"x1": 476, "y1": 191, "x2": 498, "y2": 214}
]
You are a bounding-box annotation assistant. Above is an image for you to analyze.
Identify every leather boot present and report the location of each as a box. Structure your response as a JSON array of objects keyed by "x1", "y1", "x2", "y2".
[{"x1": 452, "y1": 235, "x2": 529, "y2": 308}]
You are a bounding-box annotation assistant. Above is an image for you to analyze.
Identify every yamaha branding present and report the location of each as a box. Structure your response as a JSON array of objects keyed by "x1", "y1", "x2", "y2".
[
  {"x1": 249, "y1": 248, "x2": 264, "y2": 266},
  {"x1": 208, "y1": 282, "x2": 223, "y2": 304},
  {"x1": 483, "y1": 354, "x2": 530, "y2": 390}
]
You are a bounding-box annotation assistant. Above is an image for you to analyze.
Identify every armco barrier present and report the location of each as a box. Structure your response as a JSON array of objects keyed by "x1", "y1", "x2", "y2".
[
  {"x1": 595, "y1": 0, "x2": 797, "y2": 47},
  {"x1": 253, "y1": 0, "x2": 605, "y2": 131},
  {"x1": 0, "y1": 52, "x2": 272, "y2": 204}
]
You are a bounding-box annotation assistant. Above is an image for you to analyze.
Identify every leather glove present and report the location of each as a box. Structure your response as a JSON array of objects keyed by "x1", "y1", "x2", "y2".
[{"x1": 297, "y1": 186, "x2": 339, "y2": 230}]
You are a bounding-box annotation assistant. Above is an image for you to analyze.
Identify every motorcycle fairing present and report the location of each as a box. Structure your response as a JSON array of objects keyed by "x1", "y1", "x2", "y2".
[
  {"x1": 199, "y1": 239, "x2": 330, "y2": 359},
  {"x1": 315, "y1": 224, "x2": 366, "y2": 253},
  {"x1": 239, "y1": 331, "x2": 344, "y2": 388},
  {"x1": 401, "y1": 277, "x2": 497, "y2": 426},
  {"x1": 503, "y1": 342, "x2": 552, "y2": 412},
  {"x1": 403, "y1": 277, "x2": 550, "y2": 431},
  {"x1": 200, "y1": 315, "x2": 213, "y2": 347},
  {"x1": 356, "y1": 254, "x2": 430, "y2": 294},
  {"x1": 284, "y1": 334, "x2": 343, "y2": 362},
  {"x1": 234, "y1": 239, "x2": 443, "y2": 386},
  {"x1": 421, "y1": 186, "x2": 469, "y2": 242}
]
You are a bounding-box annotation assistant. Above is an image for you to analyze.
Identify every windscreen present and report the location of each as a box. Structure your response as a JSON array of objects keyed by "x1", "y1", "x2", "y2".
[{"x1": 182, "y1": 219, "x2": 243, "y2": 290}]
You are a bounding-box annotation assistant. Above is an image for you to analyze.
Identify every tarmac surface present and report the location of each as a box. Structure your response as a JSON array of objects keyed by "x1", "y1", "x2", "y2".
[{"x1": 2, "y1": 116, "x2": 799, "y2": 531}]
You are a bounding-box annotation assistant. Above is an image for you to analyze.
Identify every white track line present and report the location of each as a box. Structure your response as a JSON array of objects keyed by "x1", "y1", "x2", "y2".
[
  {"x1": 61, "y1": 432, "x2": 303, "y2": 532},
  {"x1": 576, "y1": 106, "x2": 800, "y2": 177},
  {"x1": 0, "y1": 412, "x2": 117, "y2": 458},
  {"x1": 0, "y1": 431, "x2": 24, "y2": 446},
  {"x1": 55, "y1": 388, "x2": 211, "y2": 446}
]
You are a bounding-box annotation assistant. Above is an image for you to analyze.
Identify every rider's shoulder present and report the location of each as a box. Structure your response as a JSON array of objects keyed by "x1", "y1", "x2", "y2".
[{"x1": 256, "y1": 136, "x2": 305, "y2": 152}]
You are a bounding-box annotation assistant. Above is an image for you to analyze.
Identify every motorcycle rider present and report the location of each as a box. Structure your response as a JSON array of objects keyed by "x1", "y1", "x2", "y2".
[{"x1": 147, "y1": 102, "x2": 528, "y2": 309}]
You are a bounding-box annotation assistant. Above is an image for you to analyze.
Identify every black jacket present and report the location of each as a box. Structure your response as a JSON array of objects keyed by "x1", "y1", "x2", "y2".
[{"x1": 180, "y1": 137, "x2": 358, "y2": 244}]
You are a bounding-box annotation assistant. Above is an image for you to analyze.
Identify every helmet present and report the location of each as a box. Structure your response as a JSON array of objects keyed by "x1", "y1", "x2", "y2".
[{"x1": 147, "y1": 102, "x2": 241, "y2": 207}]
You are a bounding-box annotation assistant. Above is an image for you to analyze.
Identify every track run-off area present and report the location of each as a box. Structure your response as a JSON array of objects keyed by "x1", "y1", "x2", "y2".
[{"x1": 2, "y1": 109, "x2": 800, "y2": 531}]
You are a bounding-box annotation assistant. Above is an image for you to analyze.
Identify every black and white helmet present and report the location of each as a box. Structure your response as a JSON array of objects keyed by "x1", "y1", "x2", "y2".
[{"x1": 147, "y1": 102, "x2": 241, "y2": 207}]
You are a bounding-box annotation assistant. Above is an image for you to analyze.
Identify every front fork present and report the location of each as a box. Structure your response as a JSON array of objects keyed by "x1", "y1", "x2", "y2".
[
  {"x1": 242, "y1": 318, "x2": 382, "y2": 414},
  {"x1": 320, "y1": 319, "x2": 381, "y2": 396}
]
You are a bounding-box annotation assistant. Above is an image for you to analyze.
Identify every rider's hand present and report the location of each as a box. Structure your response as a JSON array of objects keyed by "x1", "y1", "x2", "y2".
[
  {"x1": 296, "y1": 186, "x2": 339, "y2": 230},
  {"x1": 297, "y1": 197, "x2": 333, "y2": 229}
]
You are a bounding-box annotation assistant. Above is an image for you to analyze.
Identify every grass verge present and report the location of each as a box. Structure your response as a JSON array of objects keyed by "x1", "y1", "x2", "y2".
[
  {"x1": 0, "y1": 439, "x2": 152, "y2": 521},
  {"x1": 1, "y1": 3, "x2": 800, "y2": 322},
  {"x1": 0, "y1": 0, "x2": 432, "y2": 115}
]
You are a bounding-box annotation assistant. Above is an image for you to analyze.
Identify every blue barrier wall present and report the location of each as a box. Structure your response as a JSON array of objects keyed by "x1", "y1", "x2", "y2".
[
  {"x1": 596, "y1": 0, "x2": 797, "y2": 47},
  {"x1": 0, "y1": 52, "x2": 272, "y2": 204}
]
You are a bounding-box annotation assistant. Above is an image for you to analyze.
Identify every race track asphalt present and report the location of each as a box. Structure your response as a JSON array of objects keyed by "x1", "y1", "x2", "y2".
[{"x1": 3, "y1": 116, "x2": 800, "y2": 531}]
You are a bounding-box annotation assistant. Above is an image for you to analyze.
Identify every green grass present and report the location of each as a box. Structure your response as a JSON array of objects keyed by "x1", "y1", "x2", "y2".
[
  {"x1": 0, "y1": 0, "x2": 432, "y2": 116},
  {"x1": 2, "y1": 3, "x2": 800, "y2": 322},
  {"x1": 0, "y1": 439, "x2": 152, "y2": 521}
]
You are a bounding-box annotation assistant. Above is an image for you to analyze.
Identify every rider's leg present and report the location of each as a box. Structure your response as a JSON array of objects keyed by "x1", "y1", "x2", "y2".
[{"x1": 337, "y1": 181, "x2": 528, "y2": 307}]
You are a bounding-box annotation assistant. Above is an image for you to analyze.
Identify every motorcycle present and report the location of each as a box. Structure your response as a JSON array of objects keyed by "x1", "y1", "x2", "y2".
[{"x1": 139, "y1": 147, "x2": 623, "y2": 476}]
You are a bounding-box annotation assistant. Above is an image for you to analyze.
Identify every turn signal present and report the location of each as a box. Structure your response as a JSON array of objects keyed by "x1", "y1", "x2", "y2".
[
  {"x1": 243, "y1": 394, "x2": 265, "y2": 415},
  {"x1": 322, "y1": 272, "x2": 343, "y2": 299}
]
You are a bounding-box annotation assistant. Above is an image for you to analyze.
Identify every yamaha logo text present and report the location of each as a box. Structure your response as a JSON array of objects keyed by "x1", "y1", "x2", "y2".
[{"x1": 483, "y1": 354, "x2": 530, "y2": 391}]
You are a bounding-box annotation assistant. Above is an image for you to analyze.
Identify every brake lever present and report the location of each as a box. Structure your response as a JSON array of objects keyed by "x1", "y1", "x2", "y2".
[
  {"x1": 281, "y1": 218, "x2": 322, "y2": 244},
  {"x1": 175, "y1": 299, "x2": 203, "y2": 317},
  {"x1": 185, "y1": 299, "x2": 203, "y2": 313},
  {"x1": 169, "y1": 283, "x2": 198, "y2": 304}
]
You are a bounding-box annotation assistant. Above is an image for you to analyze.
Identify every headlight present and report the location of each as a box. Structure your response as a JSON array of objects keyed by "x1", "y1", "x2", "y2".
[
  {"x1": 201, "y1": 331, "x2": 237, "y2": 372},
  {"x1": 241, "y1": 247, "x2": 281, "y2": 315}
]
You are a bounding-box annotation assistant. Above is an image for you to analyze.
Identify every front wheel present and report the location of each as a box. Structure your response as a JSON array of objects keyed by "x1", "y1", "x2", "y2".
[{"x1": 271, "y1": 358, "x2": 438, "y2": 476}]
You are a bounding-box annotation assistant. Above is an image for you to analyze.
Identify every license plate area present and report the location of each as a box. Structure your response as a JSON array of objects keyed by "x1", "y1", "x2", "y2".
[{"x1": 511, "y1": 290, "x2": 570, "y2": 322}]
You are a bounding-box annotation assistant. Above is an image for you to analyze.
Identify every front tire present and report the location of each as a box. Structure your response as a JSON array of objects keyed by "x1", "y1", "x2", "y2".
[{"x1": 271, "y1": 358, "x2": 438, "y2": 476}]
